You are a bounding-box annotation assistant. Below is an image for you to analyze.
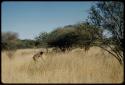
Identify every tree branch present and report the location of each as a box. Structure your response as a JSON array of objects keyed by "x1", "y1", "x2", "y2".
[{"x1": 95, "y1": 44, "x2": 123, "y2": 65}]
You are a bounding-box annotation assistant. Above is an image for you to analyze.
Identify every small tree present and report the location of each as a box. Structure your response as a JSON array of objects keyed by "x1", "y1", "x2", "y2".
[
  {"x1": 2, "y1": 31, "x2": 19, "y2": 50},
  {"x1": 75, "y1": 23, "x2": 103, "y2": 51},
  {"x1": 2, "y1": 31, "x2": 19, "y2": 59},
  {"x1": 88, "y1": 1, "x2": 124, "y2": 64},
  {"x1": 46, "y1": 27, "x2": 77, "y2": 52},
  {"x1": 35, "y1": 32, "x2": 49, "y2": 52}
]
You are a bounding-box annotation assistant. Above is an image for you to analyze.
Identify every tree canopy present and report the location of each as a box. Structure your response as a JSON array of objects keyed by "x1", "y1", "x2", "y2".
[{"x1": 88, "y1": 1, "x2": 124, "y2": 64}]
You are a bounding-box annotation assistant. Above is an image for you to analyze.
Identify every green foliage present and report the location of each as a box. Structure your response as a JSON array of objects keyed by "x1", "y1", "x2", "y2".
[
  {"x1": 34, "y1": 23, "x2": 102, "y2": 52},
  {"x1": 35, "y1": 32, "x2": 49, "y2": 48},
  {"x1": 2, "y1": 31, "x2": 19, "y2": 50},
  {"x1": 88, "y1": 1, "x2": 124, "y2": 64},
  {"x1": 17, "y1": 39, "x2": 36, "y2": 48},
  {"x1": 2, "y1": 32, "x2": 37, "y2": 50}
]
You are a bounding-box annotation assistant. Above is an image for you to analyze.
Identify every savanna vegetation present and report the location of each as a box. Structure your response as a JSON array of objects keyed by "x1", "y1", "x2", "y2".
[{"x1": 1, "y1": 1, "x2": 124, "y2": 83}]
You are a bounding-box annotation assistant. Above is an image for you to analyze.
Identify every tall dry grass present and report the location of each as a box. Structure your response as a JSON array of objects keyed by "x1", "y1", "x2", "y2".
[{"x1": 1, "y1": 47, "x2": 124, "y2": 83}]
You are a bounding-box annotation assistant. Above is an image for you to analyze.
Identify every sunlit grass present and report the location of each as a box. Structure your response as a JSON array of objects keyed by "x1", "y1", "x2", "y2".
[{"x1": 1, "y1": 47, "x2": 124, "y2": 83}]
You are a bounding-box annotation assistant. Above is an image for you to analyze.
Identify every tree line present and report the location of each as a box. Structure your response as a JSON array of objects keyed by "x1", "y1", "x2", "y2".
[
  {"x1": 2, "y1": 22, "x2": 102, "y2": 50},
  {"x1": 1, "y1": 32, "x2": 37, "y2": 50}
]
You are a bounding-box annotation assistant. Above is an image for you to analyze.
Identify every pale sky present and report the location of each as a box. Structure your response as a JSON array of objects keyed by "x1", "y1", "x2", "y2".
[{"x1": 2, "y1": 1, "x2": 94, "y2": 39}]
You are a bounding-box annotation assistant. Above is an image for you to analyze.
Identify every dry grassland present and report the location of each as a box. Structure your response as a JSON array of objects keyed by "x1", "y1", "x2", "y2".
[{"x1": 1, "y1": 47, "x2": 124, "y2": 83}]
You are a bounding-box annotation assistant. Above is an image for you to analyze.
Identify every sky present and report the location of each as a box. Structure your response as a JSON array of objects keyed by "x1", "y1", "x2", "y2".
[{"x1": 2, "y1": 1, "x2": 94, "y2": 39}]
